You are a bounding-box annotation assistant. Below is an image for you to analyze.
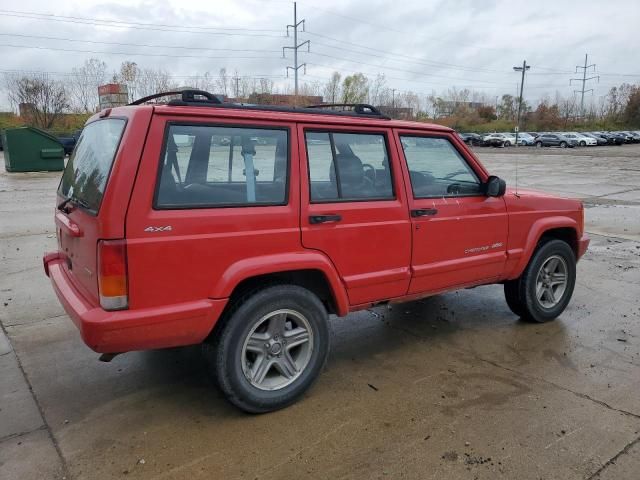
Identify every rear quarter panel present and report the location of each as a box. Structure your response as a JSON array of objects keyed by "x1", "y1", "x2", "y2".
[{"x1": 124, "y1": 112, "x2": 304, "y2": 311}]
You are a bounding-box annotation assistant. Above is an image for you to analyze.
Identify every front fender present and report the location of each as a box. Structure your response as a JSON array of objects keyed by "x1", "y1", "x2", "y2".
[
  {"x1": 209, "y1": 251, "x2": 350, "y2": 316},
  {"x1": 507, "y1": 216, "x2": 578, "y2": 279}
]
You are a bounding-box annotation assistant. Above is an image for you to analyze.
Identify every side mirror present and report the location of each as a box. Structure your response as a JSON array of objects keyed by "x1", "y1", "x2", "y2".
[{"x1": 485, "y1": 175, "x2": 506, "y2": 197}]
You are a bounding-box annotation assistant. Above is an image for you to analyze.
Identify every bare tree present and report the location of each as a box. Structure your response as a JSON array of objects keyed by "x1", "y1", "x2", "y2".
[
  {"x1": 134, "y1": 68, "x2": 177, "y2": 99},
  {"x1": 323, "y1": 72, "x2": 341, "y2": 103},
  {"x1": 216, "y1": 68, "x2": 230, "y2": 98},
  {"x1": 367, "y1": 74, "x2": 386, "y2": 106},
  {"x1": 258, "y1": 78, "x2": 274, "y2": 94},
  {"x1": 5, "y1": 73, "x2": 69, "y2": 129},
  {"x1": 70, "y1": 58, "x2": 107, "y2": 113},
  {"x1": 118, "y1": 61, "x2": 139, "y2": 102}
]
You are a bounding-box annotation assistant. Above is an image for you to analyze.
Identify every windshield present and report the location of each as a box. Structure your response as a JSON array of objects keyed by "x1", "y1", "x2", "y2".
[{"x1": 58, "y1": 118, "x2": 126, "y2": 214}]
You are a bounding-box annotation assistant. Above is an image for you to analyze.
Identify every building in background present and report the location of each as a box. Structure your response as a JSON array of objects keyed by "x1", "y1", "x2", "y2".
[
  {"x1": 377, "y1": 105, "x2": 413, "y2": 120},
  {"x1": 436, "y1": 101, "x2": 485, "y2": 118},
  {"x1": 98, "y1": 84, "x2": 129, "y2": 109}
]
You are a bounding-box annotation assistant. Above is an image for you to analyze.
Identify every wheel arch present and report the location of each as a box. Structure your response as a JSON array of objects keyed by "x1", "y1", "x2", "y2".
[
  {"x1": 210, "y1": 252, "x2": 349, "y2": 317},
  {"x1": 510, "y1": 217, "x2": 579, "y2": 278}
]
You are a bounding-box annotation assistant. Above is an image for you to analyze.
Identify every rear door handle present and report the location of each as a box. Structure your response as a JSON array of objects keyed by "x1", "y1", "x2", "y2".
[
  {"x1": 411, "y1": 208, "x2": 438, "y2": 217},
  {"x1": 309, "y1": 214, "x2": 342, "y2": 224}
]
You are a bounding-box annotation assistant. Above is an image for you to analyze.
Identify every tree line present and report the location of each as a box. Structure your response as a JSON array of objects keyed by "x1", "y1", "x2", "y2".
[{"x1": 2, "y1": 58, "x2": 639, "y2": 132}]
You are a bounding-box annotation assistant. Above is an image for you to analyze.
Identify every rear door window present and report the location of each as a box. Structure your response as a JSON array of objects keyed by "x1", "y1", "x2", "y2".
[
  {"x1": 155, "y1": 124, "x2": 288, "y2": 208},
  {"x1": 58, "y1": 118, "x2": 126, "y2": 214}
]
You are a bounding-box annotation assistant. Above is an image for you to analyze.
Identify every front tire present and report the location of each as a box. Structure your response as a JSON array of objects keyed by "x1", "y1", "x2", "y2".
[
  {"x1": 205, "y1": 285, "x2": 330, "y2": 413},
  {"x1": 559, "y1": 141, "x2": 567, "y2": 148},
  {"x1": 504, "y1": 239, "x2": 576, "y2": 323},
  {"x1": 536, "y1": 141, "x2": 543, "y2": 148},
  {"x1": 504, "y1": 141, "x2": 511, "y2": 147}
]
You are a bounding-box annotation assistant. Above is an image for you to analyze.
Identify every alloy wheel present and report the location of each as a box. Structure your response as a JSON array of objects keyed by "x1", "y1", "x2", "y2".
[
  {"x1": 535, "y1": 255, "x2": 568, "y2": 309},
  {"x1": 241, "y1": 309, "x2": 314, "y2": 391}
]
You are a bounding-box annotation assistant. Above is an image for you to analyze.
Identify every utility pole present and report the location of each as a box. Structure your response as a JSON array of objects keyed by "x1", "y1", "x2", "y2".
[
  {"x1": 513, "y1": 60, "x2": 530, "y2": 146},
  {"x1": 283, "y1": 2, "x2": 309, "y2": 104},
  {"x1": 570, "y1": 54, "x2": 599, "y2": 118},
  {"x1": 392, "y1": 88, "x2": 396, "y2": 109}
]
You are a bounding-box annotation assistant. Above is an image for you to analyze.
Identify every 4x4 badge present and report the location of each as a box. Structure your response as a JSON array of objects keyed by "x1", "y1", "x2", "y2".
[{"x1": 144, "y1": 226, "x2": 172, "y2": 232}]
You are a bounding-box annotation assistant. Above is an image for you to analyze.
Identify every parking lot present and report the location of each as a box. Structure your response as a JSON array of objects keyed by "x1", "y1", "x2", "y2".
[{"x1": 1, "y1": 144, "x2": 639, "y2": 479}]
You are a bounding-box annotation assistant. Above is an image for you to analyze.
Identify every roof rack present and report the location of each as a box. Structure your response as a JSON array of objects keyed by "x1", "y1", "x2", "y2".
[
  {"x1": 128, "y1": 89, "x2": 223, "y2": 106},
  {"x1": 305, "y1": 103, "x2": 387, "y2": 117},
  {"x1": 127, "y1": 90, "x2": 391, "y2": 120}
]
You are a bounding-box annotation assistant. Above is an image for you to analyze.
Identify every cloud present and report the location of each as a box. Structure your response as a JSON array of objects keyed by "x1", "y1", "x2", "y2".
[{"x1": 0, "y1": 0, "x2": 638, "y2": 109}]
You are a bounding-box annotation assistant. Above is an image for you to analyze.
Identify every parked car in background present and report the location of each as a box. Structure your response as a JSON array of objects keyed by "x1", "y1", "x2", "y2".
[
  {"x1": 513, "y1": 132, "x2": 535, "y2": 146},
  {"x1": 483, "y1": 133, "x2": 511, "y2": 147},
  {"x1": 580, "y1": 133, "x2": 607, "y2": 146},
  {"x1": 589, "y1": 132, "x2": 617, "y2": 145},
  {"x1": 534, "y1": 133, "x2": 577, "y2": 148},
  {"x1": 500, "y1": 133, "x2": 520, "y2": 145},
  {"x1": 618, "y1": 131, "x2": 640, "y2": 143},
  {"x1": 607, "y1": 132, "x2": 628, "y2": 145},
  {"x1": 457, "y1": 132, "x2": 483, "y2": 146},
  {"x1": 57, "y1": 130, "x2": 82, "y2": 156},
  {"x1": 563, "y1": 133, "x2": 597, "y2": 146}
]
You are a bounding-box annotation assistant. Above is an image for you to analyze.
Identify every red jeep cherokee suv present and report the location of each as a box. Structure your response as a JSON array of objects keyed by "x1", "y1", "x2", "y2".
[{"x1": 44, "y1": 90, "x2": 589, "y2": 412}]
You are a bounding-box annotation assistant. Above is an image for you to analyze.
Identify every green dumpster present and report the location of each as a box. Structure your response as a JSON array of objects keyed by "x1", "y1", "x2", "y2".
[{"x1": 2, "y1": 126, "x2": 65, "y2": 172}]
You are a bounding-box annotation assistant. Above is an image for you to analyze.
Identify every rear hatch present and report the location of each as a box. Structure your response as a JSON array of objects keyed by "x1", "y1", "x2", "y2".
[{"x1": 55, "y1": 117, "x2": 128, "y2": 305}]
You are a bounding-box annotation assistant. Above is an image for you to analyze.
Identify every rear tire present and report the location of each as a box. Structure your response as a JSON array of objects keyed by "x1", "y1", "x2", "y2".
[
  {"x1": 204, "y1": 285, "x2": 330, "y2": 413},
  {"x1": 504, "y1": 239, "x2": 576, "y2": 323}
]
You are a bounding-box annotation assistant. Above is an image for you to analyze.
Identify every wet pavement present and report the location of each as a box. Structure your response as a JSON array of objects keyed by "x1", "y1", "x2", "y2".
[{"x1": 1, "y1": 145, "x2": 639, "y2": 479}]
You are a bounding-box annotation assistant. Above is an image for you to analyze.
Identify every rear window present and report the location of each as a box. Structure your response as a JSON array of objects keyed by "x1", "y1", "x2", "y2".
[
  {"x1": 155, "y1": 124, "x2": 288, "y2": 209},
  {"x1": 58, "y1": 118, "x2": 126, "y2": 214}
]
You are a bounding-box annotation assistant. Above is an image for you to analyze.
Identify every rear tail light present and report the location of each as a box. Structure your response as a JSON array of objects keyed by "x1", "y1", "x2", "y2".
[{"x1": 98, "y1": 240, "x2": 128, "y2": 311}]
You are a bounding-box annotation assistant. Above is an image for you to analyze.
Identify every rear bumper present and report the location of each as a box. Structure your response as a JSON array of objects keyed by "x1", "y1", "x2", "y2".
[
  {"x1": 44, "y1": 257, "x2": 227, "y2": 353},
  {"x1": 577, "y1": 234, "x2": 590, "y2": 260}
]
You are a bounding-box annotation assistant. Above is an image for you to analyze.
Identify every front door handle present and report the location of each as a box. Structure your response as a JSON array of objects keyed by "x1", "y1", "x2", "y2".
[
  {"x1": 309, "y1": 214, "x2": 342, "y2": 224},
  {"x1": 411, "y1": 208, "x2": 438, "y2": 217}
]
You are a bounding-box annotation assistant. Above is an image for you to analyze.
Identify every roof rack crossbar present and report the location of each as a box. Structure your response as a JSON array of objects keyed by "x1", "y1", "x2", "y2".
[
  {"x1": 305, "y1": 103, "x2": 387, "y2": 117},
  {"x1": 128, "y1": 89, "x2": 222, "y2": 106}
]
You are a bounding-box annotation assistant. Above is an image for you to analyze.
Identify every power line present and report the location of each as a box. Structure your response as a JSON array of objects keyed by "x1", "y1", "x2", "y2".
[
  {"x1": 0, "y1": 9, "x2": 284, "y2": 32},
  {"x1": 0, "y1": 43, "x2": 284, "y2": 61},
  {"x1": 0, "y1": 12, "x2": 285, "y2": 38},
  {"x1": 305, "y1": 51, "x2": 510, "y2": 85},
  {"x1": 307, "y1": 39, "x2": 504, "y2": 74},
  {"x1": 0, "y1": 33, "x2": 282, "y2": 53},
  {"x1": 305, "y1": 6, "x2": 516, "y2": 52},
  {"x1": 0, "y1": 68, "x2": 286, "y2": 79},
  {"x1": 304, "y1": 30, "x2": 503, "y2": 74}
]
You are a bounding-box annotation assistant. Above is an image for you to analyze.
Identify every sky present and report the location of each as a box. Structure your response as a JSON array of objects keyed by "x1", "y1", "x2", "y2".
[{"x1": 0, "y1": 0, "x2": 639, "y2": 109}]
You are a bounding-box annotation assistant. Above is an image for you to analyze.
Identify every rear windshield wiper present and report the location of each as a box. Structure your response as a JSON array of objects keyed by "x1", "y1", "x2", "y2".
[
  {"x1": 57, "y1": 196, "x2": 93, "y2": 213},
  {"x1": 57, "y1": 197, "x2": 73, "y2": 212}
]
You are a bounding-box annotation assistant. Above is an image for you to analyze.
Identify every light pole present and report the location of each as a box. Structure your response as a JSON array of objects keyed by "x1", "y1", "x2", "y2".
[{"x1": 513, "y1": 60, "x2": 530, "y2": 146}]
